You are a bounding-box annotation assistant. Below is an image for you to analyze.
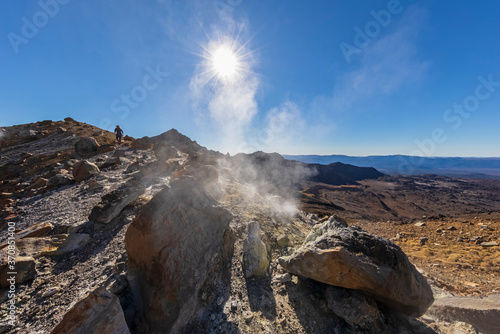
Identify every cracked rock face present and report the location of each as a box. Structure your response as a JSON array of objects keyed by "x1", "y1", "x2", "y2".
[
  {"x1": 125, "y1": 176, "x2": 233, "y2": 334},
  {"x1": 279, "y1": 218, "x2": 434, "y2": 317}
]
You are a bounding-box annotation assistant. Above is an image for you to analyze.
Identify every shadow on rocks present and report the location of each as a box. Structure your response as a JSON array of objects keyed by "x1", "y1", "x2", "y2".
[
  {"x1": 244, "y1": 274, "x2": 277, "y2": 321},
  {"x1": 50, "y1": 209, "x2": 132, "y2": 276},
  {"x1": 180, "y1": 228, "x2": 239, "y2": 334},
  {"x1": 285, "y1": 277, "x2": 344, "y2": 334}
]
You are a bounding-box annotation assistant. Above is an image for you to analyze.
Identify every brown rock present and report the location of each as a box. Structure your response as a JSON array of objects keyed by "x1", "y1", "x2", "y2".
[
  {"x1": 130, "y1": 137, "x2": 153, "y2": 150},
  {"x1": 125, "y1": 176, "x2": 232, "y2": 333},
  {"x1": 47, "y1": 174, "x2": 73, "y2": 188},
  {"x1": 51, "y1": 287, "x2": 130, "y2": 334},
  {"x1": 96, "y1": 144, "x2": 116, "y2": 154},
  {"x1": 97, "y1": 157, "x2": 121, "y2": 169},
  {"x1": 15, "y1": 233, "x2": 90, "y2": 258},
  {"x1": 0, "y1": 223, "x2": 54, "y2": 251},
  {"x1": 278, "y1": 218, "x2": 434, "y2": 317},
  {"x1": 28, "y1": 177, "x2": 47, "y2": 190},
  {"x1": 72, "y1": 160, "x2": 100, "y2": 182}
]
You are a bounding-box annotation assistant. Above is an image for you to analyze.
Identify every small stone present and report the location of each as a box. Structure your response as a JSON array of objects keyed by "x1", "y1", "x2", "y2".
[
  {"x1": 273, "y1": 273, "x2": 292, "y2": 284},
  {"x1": 210, "y1": 314, "x2": 216, "y2": 321},
  {"x1": 243, "y1": 311, "x2": 253, "y2": 323},
  {"x1": 419, "y1": 237, "x2": 429, "y2": 246},
  {"x1": 217, "y1": 296, "x2": 224, "y2": 306},
  {"x1": 277, "y1": 234, "x2": 291, "y2": 247},
  {"x1": 436, "y1": 228, "x2": 443, "y2": 234},
  {"x1": 41, "y1": 286, "x2": 60, "y2": 298},
  {"x1": 456, "y1": 237, "x2": 464, "y2": 242},
  {"x1": 447, "y1": 226, "x2": 457, "y2": 231},
  {"x1": 480, "y1": 241, "x2": 498, "y2": 247},
  {"x1": 414, "y1": 221, "x2": 426, "y2": 227},
  {"x1": 231, "y1": 301, "x2": 238, "y2": 312}
]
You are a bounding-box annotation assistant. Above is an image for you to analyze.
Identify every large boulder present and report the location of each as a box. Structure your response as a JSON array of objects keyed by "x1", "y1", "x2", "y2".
[
  {"x1": 72, "y1": 160, "x2": 100, "y2": 182},
  {"x1": 75, "y1": 137, "x2": 99, "y2": 154},
  {"x1": 125, "y1": 176, "x2": 232, "y2": 334},
  {"x1": 51, "y1": 287, "x2": 130, "y2": 334},
  {"x1": 242, "y1": 221, "x2": 269, "y2": 278},
  {"x1": 278, "y1": 218, "x2": 434, "y2": 317},
  {"x1": 89, "y1": 181, "x2": 145, "y2": 224}
]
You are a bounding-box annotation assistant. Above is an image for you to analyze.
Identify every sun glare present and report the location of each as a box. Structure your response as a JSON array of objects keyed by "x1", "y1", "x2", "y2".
[
  {"x1": 196, "y1": 38, "x2": 254, "y2": 86},
  {"x1": 212, "y1": 46, "x2": 239, "y2": 80}
]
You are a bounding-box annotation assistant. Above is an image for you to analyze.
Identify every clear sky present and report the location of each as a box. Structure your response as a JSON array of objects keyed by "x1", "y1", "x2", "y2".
[{"x1": 1, "y1": 0, "x2": 500, "y2": 157}]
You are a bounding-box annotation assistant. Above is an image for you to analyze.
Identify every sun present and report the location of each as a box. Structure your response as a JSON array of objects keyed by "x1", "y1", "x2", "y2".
[
  {"x1": 195, "y1": 37, "x2": 254, "y2": 86},
  {"x1": 212, "y1": 45, "x2": 239, "y2": 80}
]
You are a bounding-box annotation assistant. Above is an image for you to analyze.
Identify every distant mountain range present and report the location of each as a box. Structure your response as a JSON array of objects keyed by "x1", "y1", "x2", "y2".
[{"x1": 283, "y1": 154, "x2": 500, "y2": 179}]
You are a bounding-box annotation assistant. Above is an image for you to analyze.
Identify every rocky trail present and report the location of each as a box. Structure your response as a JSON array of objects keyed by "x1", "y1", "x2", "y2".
[{"x1": 0, "y1": 119, "x2": 499, "y2": 334}]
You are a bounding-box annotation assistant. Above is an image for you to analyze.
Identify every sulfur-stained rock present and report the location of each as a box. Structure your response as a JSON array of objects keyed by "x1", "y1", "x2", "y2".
[
  {"x1": 242, "y1": 221, "x2": 269, "y2": 278},
  {"x1": 51, "y1": 287, "x2": 130, "y2": 334},
  {"x1": 125, "y1": 176, "x2": 232, "y2": 334},
  {"x1": 278, "y1": 217, "x2": 434, "y2": 317}
]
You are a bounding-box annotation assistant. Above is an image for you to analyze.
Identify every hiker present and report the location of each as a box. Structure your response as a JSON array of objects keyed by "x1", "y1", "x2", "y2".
[{"x1": 114, "y1": 125, "x2": 124, "y2": 144}]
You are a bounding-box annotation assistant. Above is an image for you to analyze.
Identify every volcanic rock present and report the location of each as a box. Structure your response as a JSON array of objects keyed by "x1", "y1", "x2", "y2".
[
  {"x1": 153, "y1": 143, "x2": 178, "y2": 161},
  {"x1": 278, "y1": 217, "x2": 434, "y2": 316},
  {"x1": 72, "y1": 160, "x2": 100, "y2": 182},
  {"x1": 51, "y1": 287, "x2": 130, "y2": 334},
  {"x1": 242, "y1": 221, "x2": 269, "y2": 278},
  {"x1": 0, "y1": 251, "x2": 36, "y2": 287},
  {"x1": 97, "y1": 157, "x2": 121, "y2": 169},
  {"x1": 15, "y1": 233, "x2": 90, "y2": 258},
  {"x1": 185, "y1": 164, "x2": 222, "y2": 199},
  {"x1": 89, "y1": 181, "x2": 145, "y2": 224},
  {"x1": 125, "y1": 176, "x2": 232, "y2": 333},
  {"x1": 74, "y1": 137, "x2": 99, "y2": 154},
  {"x1": 3, "y1": 222, "x2": 53, "y2": 243},
  {"x1": 325, "y1": 285, "x2": 382, "y2": 332},
  {"x1": 427, "y1": 295, "x2": 500, "y2": 334},
  {"x1": 47, "y1": 174, "x2": 73, "y2": 188}
]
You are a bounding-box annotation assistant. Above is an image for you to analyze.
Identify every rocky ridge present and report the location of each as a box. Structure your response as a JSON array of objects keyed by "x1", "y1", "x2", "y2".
[{"x1": 0, "y1": 119, "x2": 498, "y2": 333}]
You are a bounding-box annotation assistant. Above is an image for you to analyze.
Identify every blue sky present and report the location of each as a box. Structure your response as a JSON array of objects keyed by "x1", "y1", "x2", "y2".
[{"x1": 1, "y1": 0, "x2": 500, "y2": 157}]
